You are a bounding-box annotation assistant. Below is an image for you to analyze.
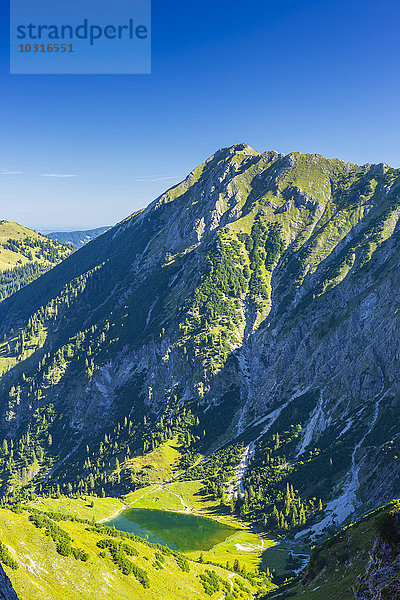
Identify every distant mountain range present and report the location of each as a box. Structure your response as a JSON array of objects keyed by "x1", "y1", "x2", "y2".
[{"x1": 47, "y1": 226, "x2": 112, "y2": 248}]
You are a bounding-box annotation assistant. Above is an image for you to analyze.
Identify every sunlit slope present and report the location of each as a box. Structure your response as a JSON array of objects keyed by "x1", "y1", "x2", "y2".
[
  {"x1": 0, "y1": 498, "x2": 273, "y2": 600},
  {"x1": 0, "y1": 220, "x2": 74, "y2": 302},
  {"x1": 0, "y1": 221, "x2": 71, "y2": 270}
]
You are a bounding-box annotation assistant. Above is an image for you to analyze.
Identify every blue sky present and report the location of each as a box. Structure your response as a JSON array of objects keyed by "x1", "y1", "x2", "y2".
[{"x1": 1, "y1": 0, "x2": 399, "y2": 230}]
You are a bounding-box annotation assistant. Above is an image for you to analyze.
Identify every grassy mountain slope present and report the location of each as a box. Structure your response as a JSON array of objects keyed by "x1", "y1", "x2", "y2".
[
  {"x1": 0, "y1": 144, "x2": 398, "y2": 542},
  {"x1": 0, "y1": 496, "x2": 397, "y2": 600},
  {"x1": 0, "y1": 497, "x2": 272, "y2": 600},
  {"x1": 0, "y1": 221, "x2": 74, "y2": 302}
]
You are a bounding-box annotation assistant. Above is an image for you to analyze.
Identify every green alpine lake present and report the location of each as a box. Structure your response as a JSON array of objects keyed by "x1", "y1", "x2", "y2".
[{"x1": 105, "y1": 508, "x2": 236, "y2": 553}]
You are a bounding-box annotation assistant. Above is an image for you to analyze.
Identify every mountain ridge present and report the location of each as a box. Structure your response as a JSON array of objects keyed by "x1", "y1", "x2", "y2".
[{"x1": 0, "y1": 144, "x2": 398, "y2": 543}]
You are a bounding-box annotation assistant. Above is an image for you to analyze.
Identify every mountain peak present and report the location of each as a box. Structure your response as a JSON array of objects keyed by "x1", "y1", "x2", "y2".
[{"x1": 215, "y1": 142, "x2": 259, "y2": 157}]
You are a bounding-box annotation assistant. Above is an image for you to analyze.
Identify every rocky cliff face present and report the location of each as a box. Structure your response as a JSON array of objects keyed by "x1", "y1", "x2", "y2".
[
  {"x1": 0, "y1": 143, "x2": 399, "y2": 529},
  {"x1": 354, "y1": 537, "x2": 400, "y2": 600},
  {"x1": 354, "y1": 510, "x2": 400, "y2": 600}
]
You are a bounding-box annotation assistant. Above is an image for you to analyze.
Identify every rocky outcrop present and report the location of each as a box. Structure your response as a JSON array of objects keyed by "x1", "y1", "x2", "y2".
[
  {"x1": 354, "y1": 511, "x2": 400, "y2": 600},
  {"x1": 354, "y1": 538, "x2": 400, "y2": 600},
  {"x1": 0, "y1": 564, "x2": 20, "y2": 600}
]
